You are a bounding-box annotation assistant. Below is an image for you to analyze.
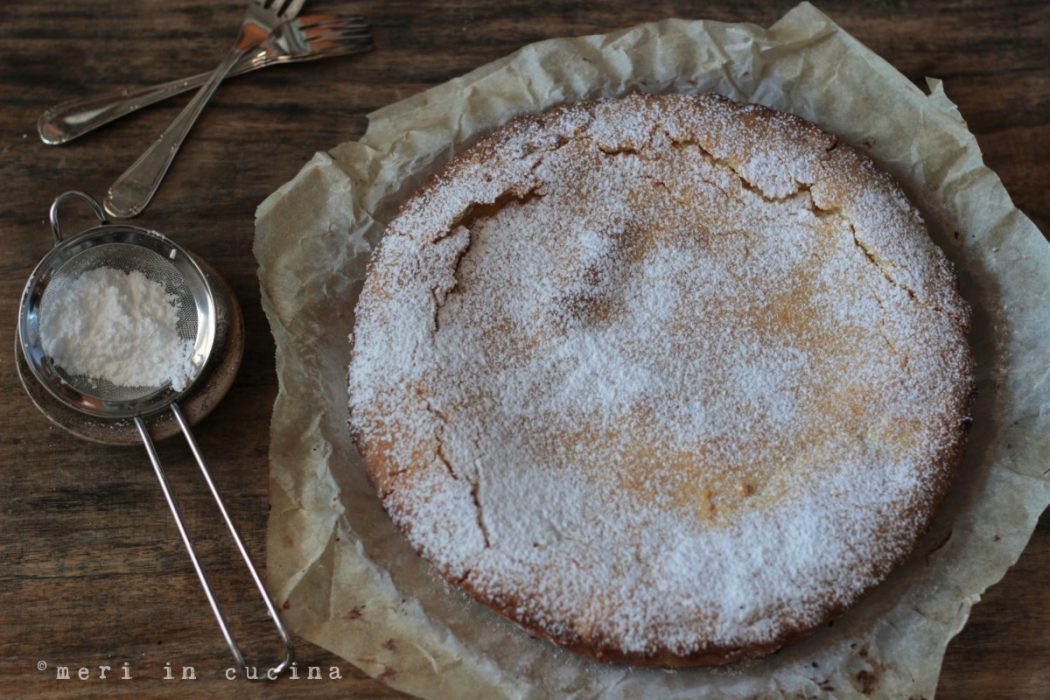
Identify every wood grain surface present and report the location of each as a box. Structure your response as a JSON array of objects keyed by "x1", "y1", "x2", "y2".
[{"x1": 1, "y1": 1, "x2": 1047, "y2": 698}]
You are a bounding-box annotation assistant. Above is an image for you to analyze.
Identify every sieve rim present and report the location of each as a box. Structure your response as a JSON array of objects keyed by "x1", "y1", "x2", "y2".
[{"x1": 18, "y1": 224, "x2": 217, "y2": 419}]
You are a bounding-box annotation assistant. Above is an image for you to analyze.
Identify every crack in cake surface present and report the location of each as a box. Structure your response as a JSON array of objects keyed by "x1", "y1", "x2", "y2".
[{"x1": 430, "y1": 124, "x2": 957, "y2": 326}]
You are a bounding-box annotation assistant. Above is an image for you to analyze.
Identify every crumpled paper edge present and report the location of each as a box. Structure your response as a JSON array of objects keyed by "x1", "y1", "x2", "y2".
[{"x1": 255, "y1": 3, "x2": 1050, "y2": 698}]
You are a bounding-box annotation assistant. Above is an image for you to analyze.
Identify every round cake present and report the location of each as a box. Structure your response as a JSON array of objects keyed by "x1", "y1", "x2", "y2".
[{"x1": 347, "y1": 93, "x2": 973, "y2": 666}]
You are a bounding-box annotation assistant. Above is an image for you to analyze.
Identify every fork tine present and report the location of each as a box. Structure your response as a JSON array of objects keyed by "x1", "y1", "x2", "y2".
[
  {"x1": 302, "y1": 25, "x2": 372, "y2": 42},
  {"x1": 308, "y1": 31, "x2": 374, "y2": 46},
  {"x1": 304, "y1": 21, "x2": 372, "y2": 37},
  {"x1": 304, "y1": 31, "x2": 373, "y2": 49},
  {"x1": 276, "y1": 0, "x2": 307, "y2": 19},
  {"x1": 306, "y1": 30, "x2": 374, "y2": 47},
  {"x1": 300, "y1": 17, "x2": 369, "y2": 32},
  {"x1": 300, "y1": 18, "x2": 370, "y2": 33},
  {"x1": 296, "y1": 14, "x2": 366, "y2": 27},
  {"x1": 293, "y1": 13, "x2": 337, "y2": 27}
]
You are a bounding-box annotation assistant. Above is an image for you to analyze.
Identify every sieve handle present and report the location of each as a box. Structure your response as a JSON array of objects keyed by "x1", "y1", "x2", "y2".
[
  {"x1": 134, "y1": 407, "x2": 294, "y2": 679},
  {"x1": 49, "y1": 191, "x2": 108, "y2": 246}
]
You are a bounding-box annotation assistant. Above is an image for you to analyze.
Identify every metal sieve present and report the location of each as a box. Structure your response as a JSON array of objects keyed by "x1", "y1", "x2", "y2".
[{"x1": 17, "y1": 191, "x2": 293, "y2": 677}]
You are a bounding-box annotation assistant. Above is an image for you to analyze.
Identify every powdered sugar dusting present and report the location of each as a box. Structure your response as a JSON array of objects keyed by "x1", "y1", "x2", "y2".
[{"x1": 348, "y1": 94, "x2": 972, "y2": 663}]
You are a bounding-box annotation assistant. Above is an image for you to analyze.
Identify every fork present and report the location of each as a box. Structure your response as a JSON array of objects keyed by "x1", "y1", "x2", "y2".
[
  {"x1": 104, "y1": 0, "x2": 308, "y2": 219},
  {"x1": 38, "y1": 15, "x2": 371, "y2": 146}
]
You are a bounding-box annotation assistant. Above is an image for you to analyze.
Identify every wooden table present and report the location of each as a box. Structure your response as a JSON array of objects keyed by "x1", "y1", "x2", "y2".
[{"x1": 1, "y1": 2, "x2": 1046, "y2": 697}]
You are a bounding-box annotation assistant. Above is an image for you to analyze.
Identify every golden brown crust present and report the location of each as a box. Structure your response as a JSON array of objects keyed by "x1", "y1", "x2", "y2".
[{"x1": 348, "y1": 93, "x2": 974, "y2": 667}]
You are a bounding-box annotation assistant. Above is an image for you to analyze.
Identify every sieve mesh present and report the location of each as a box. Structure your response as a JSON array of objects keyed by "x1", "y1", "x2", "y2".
[{"x1": 38, "y1": 242, "x2": 201, "y2": 403}]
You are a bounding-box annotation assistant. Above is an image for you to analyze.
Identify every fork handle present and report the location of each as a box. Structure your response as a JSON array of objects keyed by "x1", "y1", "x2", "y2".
[
  {"x1": 104, "y1": 38, "x2": 255, "y2": 219},
  {"x1": 38, "y1": 56, "x2": 266, "y2": 146}
]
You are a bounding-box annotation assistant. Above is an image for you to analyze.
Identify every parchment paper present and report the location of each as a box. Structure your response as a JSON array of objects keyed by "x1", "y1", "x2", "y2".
[{"x1": 254, "y1": 3, "x2": 1050, "y2": 697}]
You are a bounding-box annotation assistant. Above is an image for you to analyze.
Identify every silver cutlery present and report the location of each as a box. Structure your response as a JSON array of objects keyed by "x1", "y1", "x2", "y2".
[
  {"x1": 104, "y1": 0, "x2": 308, "y2": 219},
  {"x1": 38, "y1": 15, "x2": 370, "y2": 146}
]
